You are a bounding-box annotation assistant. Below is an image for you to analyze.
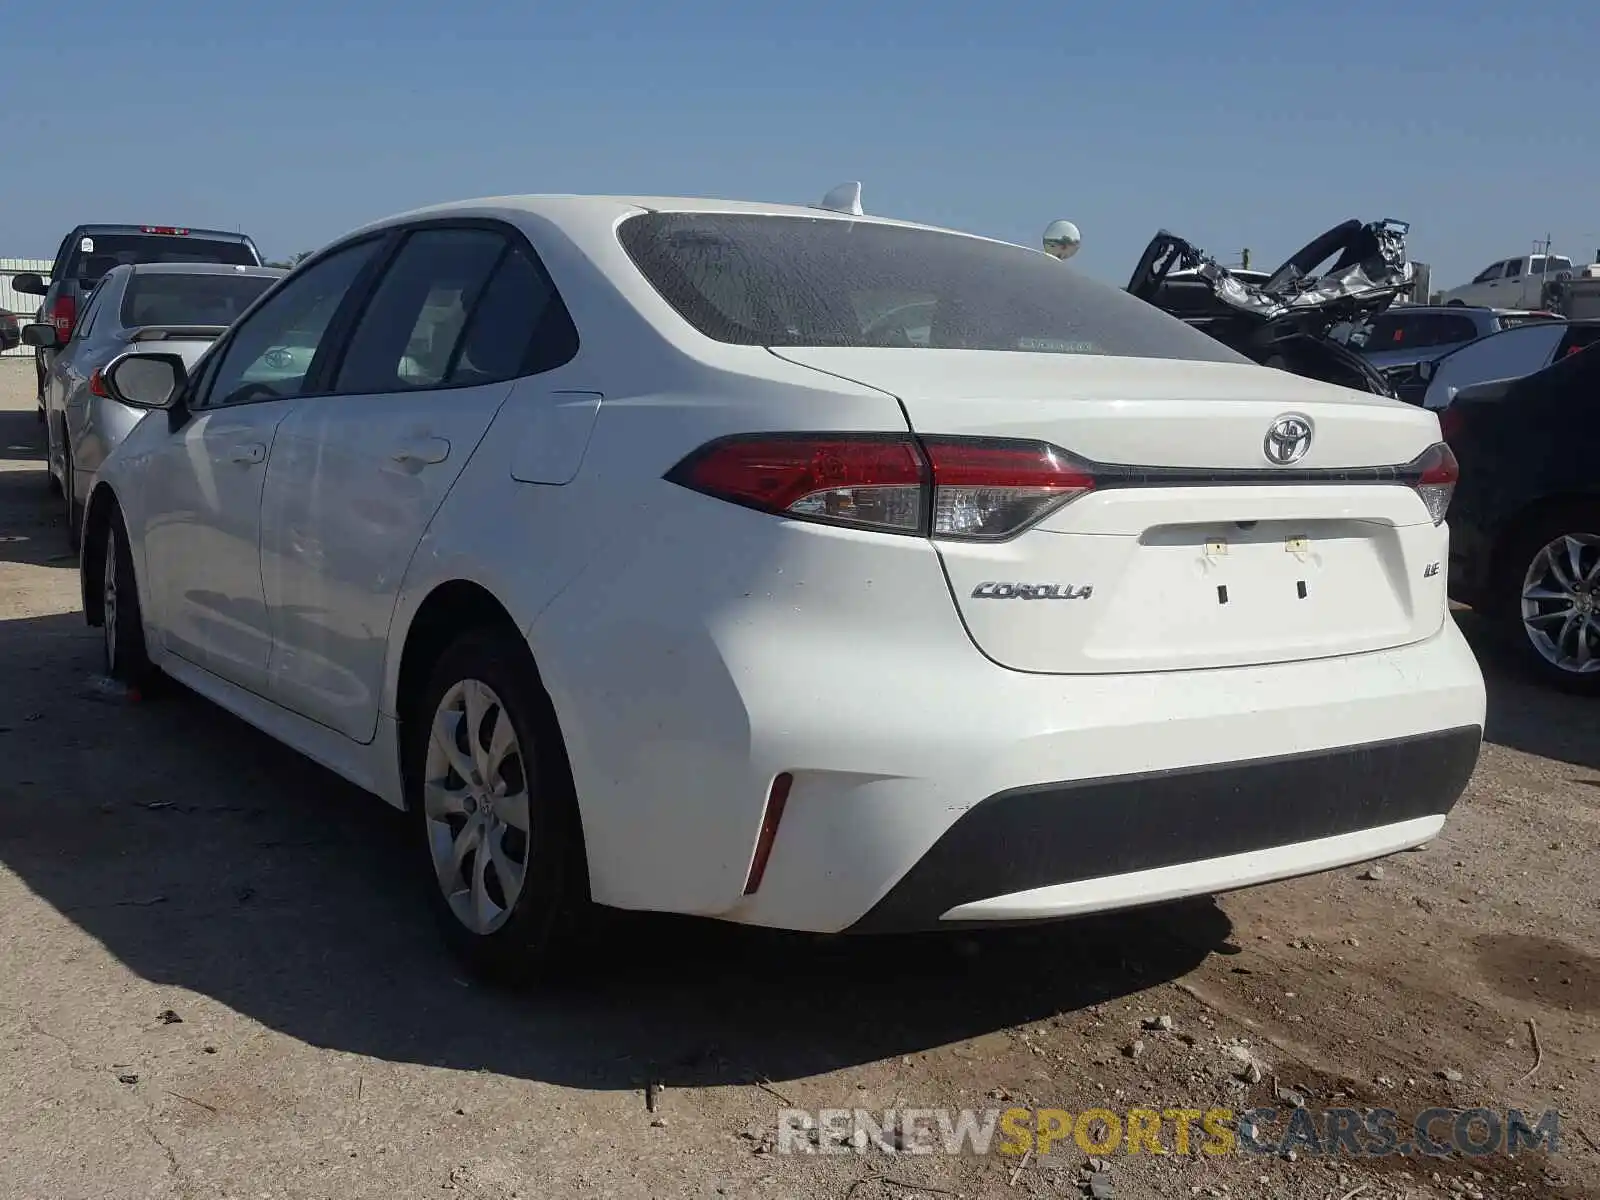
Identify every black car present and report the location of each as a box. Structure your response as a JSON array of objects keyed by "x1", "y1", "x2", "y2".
[
  {"x1": 0, "y1": 308, "x2": 18, "y2": 353},
  {"x1": 9, "y1": 224, "x2": 262, "y2": 419},
  {"x1": 1445, "y1": 343, "x2": 1600, "y2": 692}
]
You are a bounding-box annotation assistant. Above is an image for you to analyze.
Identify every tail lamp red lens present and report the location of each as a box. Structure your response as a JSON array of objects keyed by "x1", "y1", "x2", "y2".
[
  {"x1": 50, "y1": 294, "x2": 76, "y2": 342},
  {"x1": 666, "y1": 434, "x2": 1094, "y2": 541},
  {"x1": 1408, "y1": 441, "x2": 1458, "y2": 525},
  {"x1": 669, "y1": 434, "x2": 1459, "y2": 533},
  {"x1": 88, "y1": 368, "x2": 109, "y2": 398}
]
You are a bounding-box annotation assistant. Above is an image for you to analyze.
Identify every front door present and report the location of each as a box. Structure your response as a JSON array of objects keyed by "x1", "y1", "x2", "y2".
[
  {"x1": 260, "y1": 225, "x2": 581, "y2": 741},
  {"x1": 141, "y1": 238, "x2": 387, "y2": 692}
]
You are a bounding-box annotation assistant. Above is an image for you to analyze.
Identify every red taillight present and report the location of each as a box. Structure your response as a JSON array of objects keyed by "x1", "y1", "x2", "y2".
[
  {"x1": 666, "y1": 434, "x2": 1095, "y2": 540},
  {"x1": 1409, "y1": 441, "x2": 1458, "y2": 525},
  {"x1": 921, "y1": 438, "x2": 1095, "y2": 540},
  {"x1": 669, "y1": 434, "x2": 927, "y2": 533},
  {"x1": 88, "y1": 368, "x2": 109, "y2": 398},
  {"x1": 50, "y1": 294, "x2": 76, "y2": 341}
]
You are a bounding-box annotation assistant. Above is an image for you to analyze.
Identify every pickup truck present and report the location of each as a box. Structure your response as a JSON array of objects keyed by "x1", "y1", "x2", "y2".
[{"x1": 1438, "y1": 253, "x2": 1574, "y2": 309}]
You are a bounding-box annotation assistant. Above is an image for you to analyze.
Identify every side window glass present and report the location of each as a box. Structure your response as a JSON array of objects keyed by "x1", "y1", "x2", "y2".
[
  {"x1": 73, "y1": 284, "x2": 106, "y2": 342},
  {"x1": 199, "y1": 239, "x2": 382, "y2": 409},
  {"x1": 334, "y1": 228, "x2": 505, "y2": 394},
  {"x1": 1367, "y1": 315, "x2": 1405, "y2": 347},
  {"x1": 1503, "y1": 258, "x2": 1524, "y2": 278},
  {"x1": 1471, "y1": 263, "x2": 1503, "y2": 284},
  {"x1": 448, "y1": 242, "x2": 579, "y2": 384}
]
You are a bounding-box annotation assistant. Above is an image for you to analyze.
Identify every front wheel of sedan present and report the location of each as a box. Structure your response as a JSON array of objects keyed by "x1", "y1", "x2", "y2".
[
  {"x1": 1500, "y1": 508, "x2": 1600, "y2": 694},
  {"x1": 101, "y1": 508, "x2": 154, "y2": 686},
  {"x1": 406, "y1": 629, "x2": 592, "y2": 985}
]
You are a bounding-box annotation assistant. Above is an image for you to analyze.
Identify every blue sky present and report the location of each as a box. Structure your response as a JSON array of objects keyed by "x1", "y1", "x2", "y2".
[{"x1": 3, "y1": 0, "x2": 1596, "y2": 289}]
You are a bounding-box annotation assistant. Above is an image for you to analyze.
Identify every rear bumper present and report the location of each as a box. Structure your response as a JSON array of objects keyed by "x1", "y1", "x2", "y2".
[
  {"x1": 849, "y1": 726, "x2": 1479, "y2": 932},
  {"x1": 534, "y1": 501, "x2": 1487, "y2": 935}
]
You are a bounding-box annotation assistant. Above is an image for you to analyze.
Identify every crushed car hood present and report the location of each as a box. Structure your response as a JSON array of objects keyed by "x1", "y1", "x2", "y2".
[
  {"x1": 1129, "y1": 218, "x2": 1415, "y2": 329},
  {"x1": 1127, "y1": 218, "x2": 1416, "y2": 396}
]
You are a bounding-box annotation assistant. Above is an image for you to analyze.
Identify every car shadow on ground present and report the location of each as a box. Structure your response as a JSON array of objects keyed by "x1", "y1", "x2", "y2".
[
  {"x1": 1454, "y1": 610, "x2": 1600, "y2": 771},
  {"x1": 0, "y1": 607, "x2": 1236, "y2": 1092},
  {"x1": 0, "y1": 380, "x2": 1588, "y2": 1091},
  {"x1": 0, "y1": 405, "x2": 77, "y2": 569}
]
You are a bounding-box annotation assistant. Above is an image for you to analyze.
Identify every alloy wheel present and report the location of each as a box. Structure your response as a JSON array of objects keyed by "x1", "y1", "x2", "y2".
[
  {"x1": 1520, "y1": 532, "x2": 1600, "y2": 674},
  {"x1": 422, "y1": 679, "x2": 532, "y2": 935}
]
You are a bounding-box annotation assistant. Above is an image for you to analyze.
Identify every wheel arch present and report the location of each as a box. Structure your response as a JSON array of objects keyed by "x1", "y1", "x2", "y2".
[
  {"x1": 80, "y1": 481, "x2": 119, "y2": 626},
  {"x1": 390, "y1": 581, "x2": 583, "y2": 842}
]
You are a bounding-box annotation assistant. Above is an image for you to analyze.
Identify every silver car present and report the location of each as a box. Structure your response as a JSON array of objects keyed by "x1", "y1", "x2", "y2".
[{"x1": 26, "y1": 262, "x2": 285, "y2": 547}]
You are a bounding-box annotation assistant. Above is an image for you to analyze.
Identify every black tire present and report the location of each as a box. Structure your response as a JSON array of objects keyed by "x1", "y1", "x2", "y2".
[
  {"x1": 1495, "y1": 505, "x2": 1600, "y2": 695},
  {"x1": 1445, "y1": 299, "x2": 1466, "y2": 307},
  {"x1": 44, "y1": 414, "x2": 61, "y2": 497},
  {"x1": 405, "y1": 628, "x2": 592, "y2": 985},
  {"x1": 64, "y1": 456, "x2": 81, "y2": 554},
  {"x1": 101, "y1": 507, "x2": 154, "y2": 686}
]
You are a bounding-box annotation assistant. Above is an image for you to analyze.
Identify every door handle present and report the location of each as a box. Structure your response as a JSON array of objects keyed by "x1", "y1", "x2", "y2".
[
  {"x1": 229, "y1": 443, "x2": 266, "y2": 465},
  {"x1": 390, "y1": 436, "x2": 451, "y2": 467}
]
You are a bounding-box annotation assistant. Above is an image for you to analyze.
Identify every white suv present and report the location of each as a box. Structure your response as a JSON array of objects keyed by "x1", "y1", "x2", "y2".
[{"x1": 83, "y1": 194, "x2": 1486, "y2": 981}]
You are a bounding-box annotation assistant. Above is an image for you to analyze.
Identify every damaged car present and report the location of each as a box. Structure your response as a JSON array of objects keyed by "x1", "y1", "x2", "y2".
[{"x1": 1126, "y1": 218, "x2": 1415, "y2": 395}]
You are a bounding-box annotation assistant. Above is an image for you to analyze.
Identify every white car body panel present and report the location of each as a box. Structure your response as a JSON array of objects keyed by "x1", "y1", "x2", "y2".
[
  {"x1": 89, "y1": 193, "x2": 1486, "y2": 940},
  {"x1": 139, "y1": 399, "x2": 299, "y2": 690},
  {"x1": 258, "y1": 379, "x2": 516, "y2": 741}
]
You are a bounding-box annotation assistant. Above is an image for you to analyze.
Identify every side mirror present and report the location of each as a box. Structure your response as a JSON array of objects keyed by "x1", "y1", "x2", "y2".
[
  {"x1": 1043, "y1": 220, "x2": 1081, "y2": 261},
  {"x1": 103, "y1": 352, "x2": 187, "y2": 410},
  {"x1": 10, "y1": 272, "x2": 47, "y2": 296},
  {"x1": 21, "y1": 322, "x2": 60, "y2": 349}
]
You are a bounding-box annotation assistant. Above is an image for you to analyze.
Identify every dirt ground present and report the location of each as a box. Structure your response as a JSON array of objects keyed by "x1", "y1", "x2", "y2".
[{"x1": 0, "y1": 358, "x2": 1595, "y2": 1200}]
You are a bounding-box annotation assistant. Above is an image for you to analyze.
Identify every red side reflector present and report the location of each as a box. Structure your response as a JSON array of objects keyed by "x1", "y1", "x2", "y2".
[
  {"x1": 743, "y1": 773, "x2": 793, "y2": 895},
  {"x1": 88, "y1": 368, "x2": 109, "y2": 398}
]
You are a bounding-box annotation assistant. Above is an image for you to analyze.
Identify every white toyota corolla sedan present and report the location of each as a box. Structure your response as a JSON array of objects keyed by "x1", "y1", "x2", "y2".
[{"x1": 83, "y1": 191, "x2": 1486, "y2": 981}]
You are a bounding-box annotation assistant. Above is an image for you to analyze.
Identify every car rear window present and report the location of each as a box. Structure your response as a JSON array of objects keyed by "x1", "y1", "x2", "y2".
[
  {"x1": 67, "y1": 234, "x2": 258, "y2": 286},
  {"x1": 120, "y1": 271, "x2": 278, "y2": 329},
  {"x1": 618, "y1": 213, "x2": 1250, "y2": 363}
]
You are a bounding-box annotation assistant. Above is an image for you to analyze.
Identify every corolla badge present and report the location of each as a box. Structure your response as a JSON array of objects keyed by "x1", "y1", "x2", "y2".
[
  {"x1": 1263, "y1": 414, "x2": 1314, "y2": 465},
  {"x1": 971, "y1": 582, "x2": 1093, "y2": 600}
]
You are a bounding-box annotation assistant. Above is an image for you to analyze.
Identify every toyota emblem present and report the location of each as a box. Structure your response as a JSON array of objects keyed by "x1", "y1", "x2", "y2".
[{"x1": 1263, "y1": 414, "x2": 1313, "y2": 465}]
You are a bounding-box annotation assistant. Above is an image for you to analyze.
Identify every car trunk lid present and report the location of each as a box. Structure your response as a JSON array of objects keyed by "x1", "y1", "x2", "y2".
[{"x1": 772, "y1": 348, "x2": 1451, "y2": 673}]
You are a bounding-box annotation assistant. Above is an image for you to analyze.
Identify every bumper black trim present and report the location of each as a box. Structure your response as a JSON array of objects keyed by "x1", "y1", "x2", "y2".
[{"x1": 848, "y1": 725, "x2": 1482, "y2": 934}]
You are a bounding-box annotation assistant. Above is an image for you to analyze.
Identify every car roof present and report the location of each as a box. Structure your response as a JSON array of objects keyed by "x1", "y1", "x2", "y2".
[
  {"x1": 339, "y1": 193, "x2": 1018, "y2": 249},
  {"x1": 121, "y1": 262, "x2": 286, "y2": 278},
  {"x1": 65, "y1": 224, "x2": 254, "y2": 242}
]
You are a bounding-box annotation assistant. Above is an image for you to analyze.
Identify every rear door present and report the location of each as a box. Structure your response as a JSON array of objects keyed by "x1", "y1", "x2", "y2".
[{"x1": 259, "y1": 223, "x2": 581, "y2": 741}]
